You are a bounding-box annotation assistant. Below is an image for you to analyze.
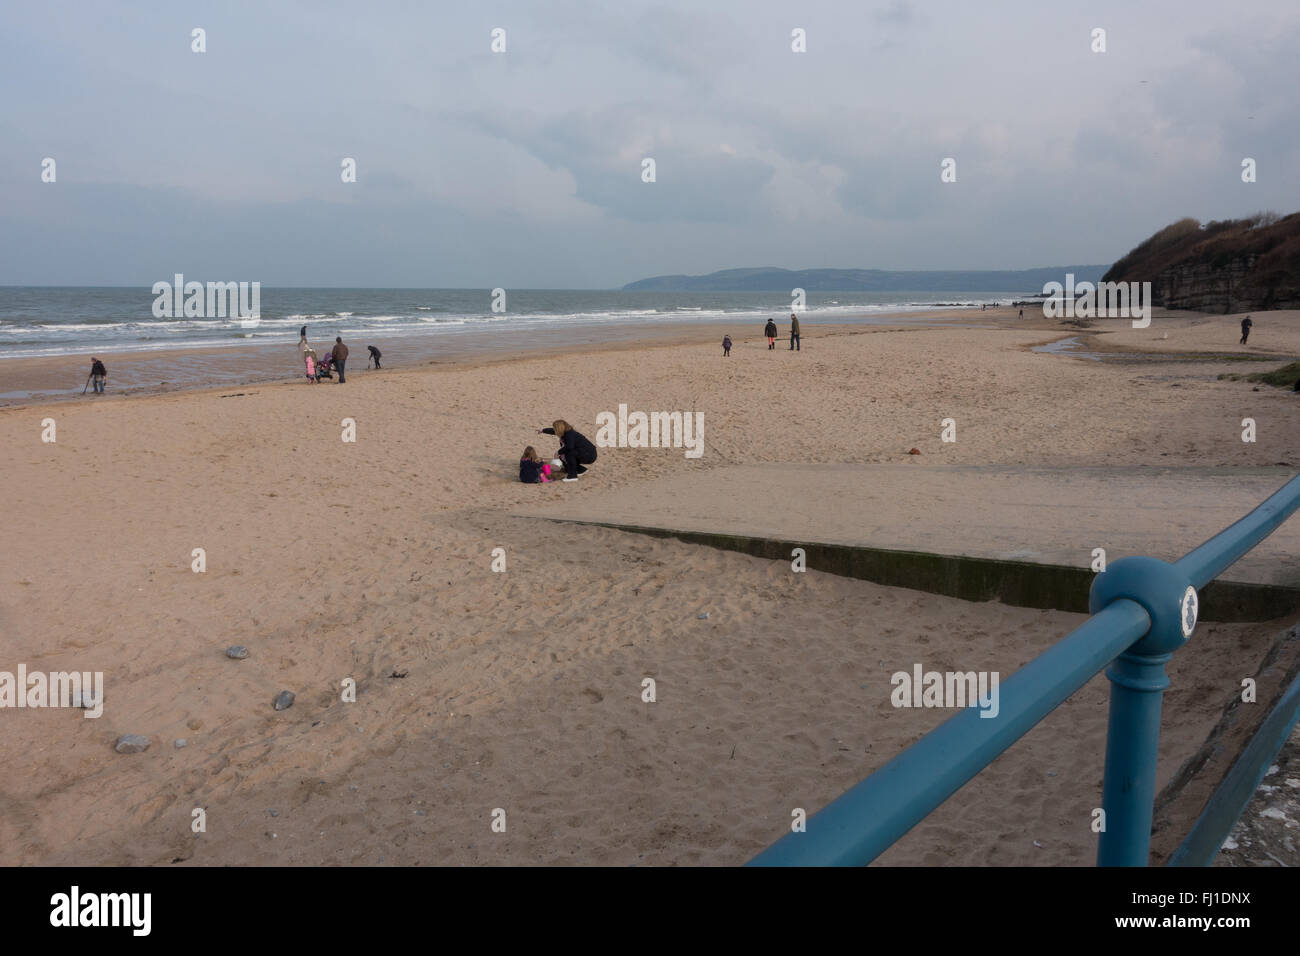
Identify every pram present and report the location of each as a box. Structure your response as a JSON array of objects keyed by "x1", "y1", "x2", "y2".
[{"x1": 315, "y1": 354, "x2": 335, "y2": 381}]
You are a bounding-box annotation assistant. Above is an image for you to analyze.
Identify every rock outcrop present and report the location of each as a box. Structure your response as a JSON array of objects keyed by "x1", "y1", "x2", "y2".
[{"x1": 1104, "y1": 213, "x2": 1300, "y2": 313}]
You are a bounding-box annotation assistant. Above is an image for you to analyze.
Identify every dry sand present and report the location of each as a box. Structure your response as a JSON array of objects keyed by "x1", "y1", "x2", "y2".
[{"x1": 2, "y1": 308, "x2": 1299, "y2": 866}]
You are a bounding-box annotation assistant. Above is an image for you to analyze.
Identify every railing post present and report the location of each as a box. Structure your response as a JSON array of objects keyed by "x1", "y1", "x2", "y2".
[
  {"x1": 1089, "y1": 556, "x2": 1199, "y2": 866},
  {"x1": 1097, "y1": 648, "x2": 1173, "y2": 865}
]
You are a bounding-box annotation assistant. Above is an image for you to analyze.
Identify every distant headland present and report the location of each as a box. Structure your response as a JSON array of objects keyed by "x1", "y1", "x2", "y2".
[{"x1": 621, "y1": 266, "x2": 1109, "y2": 293}]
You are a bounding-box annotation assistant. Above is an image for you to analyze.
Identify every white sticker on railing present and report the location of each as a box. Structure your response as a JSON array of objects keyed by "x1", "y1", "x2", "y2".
[{"x1": 1180, "y1": 586, "x2": 1198, "y2": 638}]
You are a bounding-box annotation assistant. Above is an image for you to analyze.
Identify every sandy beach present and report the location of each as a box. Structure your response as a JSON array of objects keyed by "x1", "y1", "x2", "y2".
[{"x1": 3, "y1": 307, "x2": 1300, "y2": 866}]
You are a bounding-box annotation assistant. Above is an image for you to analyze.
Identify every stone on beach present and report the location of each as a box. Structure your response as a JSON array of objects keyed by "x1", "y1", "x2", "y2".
[
  {"x1": 273, "y1": 691, "x2": 295, "y2": 711},
  {"x1": 113, "y1": 735, "x2": 151, "y2": 754}
]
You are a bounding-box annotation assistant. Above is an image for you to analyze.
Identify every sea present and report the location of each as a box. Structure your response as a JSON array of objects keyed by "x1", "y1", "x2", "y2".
[{"x1": 0, "y1": 287, "x2": 1033, "y2": 360}]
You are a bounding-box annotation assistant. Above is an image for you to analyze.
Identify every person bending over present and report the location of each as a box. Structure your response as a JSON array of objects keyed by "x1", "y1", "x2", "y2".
[{"x1": 537, "y1": 419, "x2": 597, "y2": 482}]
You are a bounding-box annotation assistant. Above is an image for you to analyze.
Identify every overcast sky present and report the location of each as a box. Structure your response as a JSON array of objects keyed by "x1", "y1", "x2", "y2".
[{"x1": 2, "y1": 0, "x2": 1298, "y2": 287}]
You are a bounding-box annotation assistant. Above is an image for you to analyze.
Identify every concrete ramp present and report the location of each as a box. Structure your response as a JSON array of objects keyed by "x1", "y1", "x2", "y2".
[{"x1": 514, "y1": 464, "x2": 1300, "y2": 619}]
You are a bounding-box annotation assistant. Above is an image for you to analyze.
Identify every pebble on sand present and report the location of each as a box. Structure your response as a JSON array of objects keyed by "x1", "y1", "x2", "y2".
[
  {"x1": 273, "y1": 690, "x2": 295, "y2": 711},
  {"x1": 174, "y1": 739, "x2": 187, "y2": 749},
  {"x1": 114, "y1": 734, "x2": 151, "y2": 754},
  {"x1": 226, "y1": 646, "x2": 250, "y2": 659},
  {"x1": 908, "y1": 448, "x2": 921, "y2": 455}
]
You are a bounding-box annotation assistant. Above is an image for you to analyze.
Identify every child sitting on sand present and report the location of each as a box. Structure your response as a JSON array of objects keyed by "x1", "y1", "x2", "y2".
[{"x1": 519, "y1": 446, "x2": 553, "y2": 484}]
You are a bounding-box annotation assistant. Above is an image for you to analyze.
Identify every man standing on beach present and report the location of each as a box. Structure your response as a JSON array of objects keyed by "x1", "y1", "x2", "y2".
[
  {"x1": 789, "y1": 313, "x2": 801, "y2": 351},
  {"x1": 332, "y1": 336, "x2": 349, "y2": 383},
  {"x1": 1240, "y1": 315, "x2": 1253, "y2": 345}
]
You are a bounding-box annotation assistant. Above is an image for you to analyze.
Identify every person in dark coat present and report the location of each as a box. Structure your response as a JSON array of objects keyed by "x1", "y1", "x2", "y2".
[
  {"x1": 367, "y1": 345, "x2": 382, "y2": 369},
  {"x1": 331, "y1": 336, "x2": 349, "y2": 383},
  {"x1": 722, "y1": 335, "x2": 732, "y2": 357},
  {"x1": 764, "y1": 319, "x2": 778, "y2": 350},
  {"x1": 537, "y1": 419, "x2": 597, "y2": 481},
  {"x1": 519, "y1": 446, "x2": 553, "y2": 483},
  {"x1": 1240, "y1": 315, "x2": 1253, "y2": 345},
  {"x1": 89, "y1": 357, "x2": 107, "y2": 394}
]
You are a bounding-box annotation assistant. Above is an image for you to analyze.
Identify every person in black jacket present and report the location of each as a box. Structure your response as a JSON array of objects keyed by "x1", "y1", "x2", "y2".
[
  {"x1": 764, "y1": 319, "x2": 778, "y2": 350},
  {"x1": 538, "y1": 419, "x2": 597, "y2": 481},
  {"x1": 519, "y1": 446, "x2": 552, "y2": 483},
  {"x1": 1240, "y1": 315, "x2": 1253, "y2": 345},
  {"x1": 89, "y1": 357, "x2": 107, "y2": 394}
]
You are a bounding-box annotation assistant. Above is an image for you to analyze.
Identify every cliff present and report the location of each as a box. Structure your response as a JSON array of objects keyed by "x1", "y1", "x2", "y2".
[{"x1": 1103, "y1": 213, "x2": 1300, "y2": 312}]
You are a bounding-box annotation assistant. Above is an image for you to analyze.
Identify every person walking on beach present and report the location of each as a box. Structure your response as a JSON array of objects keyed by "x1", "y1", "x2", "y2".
[
  {"x1": 789, "y1": 313, "x2": 801, "y2": 351},
  {"x1": 332, "y1": 336, "x2": 349, "y2": 383},
  {"x1": 367, "y1": 345, "x2": 382, "y2": 369},
  {"x1": 764, "y1": 318, "x2": 778, "y2": 350},
  {"x1": 722, "y1": 335, "x2": 732, "y2": 357},
  {"x1": 537, "y1": 419, "x2": 597, "y2": 482},
  {"x1": 89, "y1": 357, "x2": 107, "y2": 394},
  {"x1": 1018, "y1": 308, "x2": 1024, "y2": 319},
  {"x1": 1240, "y1": 315, "x2": 1253, "y2": 345}
]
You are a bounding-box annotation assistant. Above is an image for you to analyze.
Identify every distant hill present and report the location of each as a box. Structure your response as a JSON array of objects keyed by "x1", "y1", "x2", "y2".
[
  {"x1": 1103, "y1": 212, "x2": 1300, "y2": 312},
  {"x1": 621, "y1": 265, "x2": 1108, "y2": 292}
]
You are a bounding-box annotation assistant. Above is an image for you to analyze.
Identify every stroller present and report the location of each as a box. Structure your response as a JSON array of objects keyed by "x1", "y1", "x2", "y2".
[{"x1": 315, "y1": 354, "x2": 335, "y2": 381}]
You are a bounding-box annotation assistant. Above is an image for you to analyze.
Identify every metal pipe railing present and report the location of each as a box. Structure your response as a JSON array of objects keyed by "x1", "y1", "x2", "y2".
[
  {"x1": 748, "y1": 600, "x2": 1151, "y2": 866},
  {"x1": 748, "y1": 472, "x2": 1300, "y2": 867},
  {"x1": 1175, "y1": 473, "x2": 1300, "y2": 589}
]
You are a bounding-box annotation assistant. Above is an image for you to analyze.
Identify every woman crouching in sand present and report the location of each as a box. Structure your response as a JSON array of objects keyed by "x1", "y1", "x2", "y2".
[{"x1": 537, "y1": 420, "x2": 597, "y2": 482}]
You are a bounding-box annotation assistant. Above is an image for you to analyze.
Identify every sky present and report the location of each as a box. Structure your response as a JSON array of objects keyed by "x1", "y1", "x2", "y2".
[{"x1": 1, "y1": 0, "x2": 1298, "y2": 288}]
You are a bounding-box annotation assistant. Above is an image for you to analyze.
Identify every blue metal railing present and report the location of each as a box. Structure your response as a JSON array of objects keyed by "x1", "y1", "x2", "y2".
[{"x1": 749, "y1": 472, "x2": 1300, "y2": 867}]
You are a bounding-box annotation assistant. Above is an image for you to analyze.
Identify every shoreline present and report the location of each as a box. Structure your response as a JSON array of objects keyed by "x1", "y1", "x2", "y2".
[
  {"x1": 0, "y1": 311, "x2": 983, "y2": 408},
  {"x1": 7, "y1": 305, "x2": 1300, "y2": 409}
]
